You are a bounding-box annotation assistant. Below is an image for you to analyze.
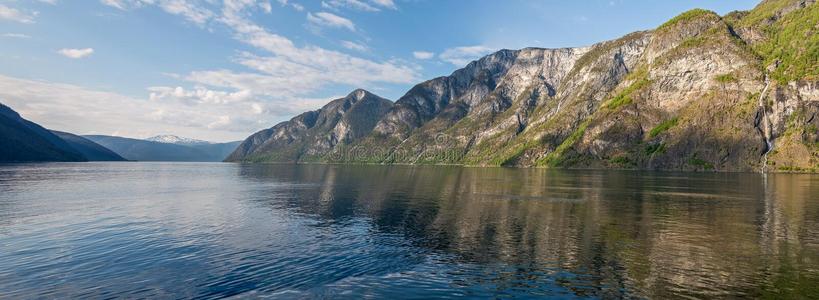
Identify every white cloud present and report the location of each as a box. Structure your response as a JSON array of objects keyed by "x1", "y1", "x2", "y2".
[
  {"x1": 145, "y1": 84, "x2": 330, "y2": 133},
  {"x1": 184, "y1": 68, "x2": 316, "y2": 98},
  {"x1": 370, "y1": 0, "x2": 395, "y2": 9},
  {"x1": 57, "y1": 48, "x2": 95, "y2": 59},
  {"x1": 439, "y1": 45, "x2": 495, "y2": 66},
  {"x1": 412, "y1": 51, "x2": 434, "y2": 59},
  {"x1": 307, "y1": 11, "x2": 356, "y2": 32},
  {"x1": 100, "y1": 0, "x2": 129, "y2": 10},
  {"x1": 0, "y1": 74, "x2": 332, "y2": 141},
  {"x1": 147, "y1": 86, "x2": 253, "y2": 105},
  {"x1": 93, "y1": 0, "x2": 418, "y2": 92},
  {"x1": 259, "y1": 1, "x2": 272, "y2": 13},
  {"x1": 99, "y1": 0, "x2": 214, "y2": 24},
  {"x1": 2, "y1": 33, "x2": 31, "y2": 39},
  {"x1": 275, "y1": 0, "x2": 303, "y2": 11},
  {"x1": 321, "y1": 0, "x2": 395, "y2": 12},
  {"x1": 195, "y1": 1, "x2": 418, "y2": 92},
  {"x1": 7, "y1": 0, "x2": 420, "y2": 140},
  {"x1": 341, "y1": 40, "x2": 368, "y2": 52},
  {"x1": 322, "y1": 0, "x2": 377, "y2": 12},
  {"x1": 0, "y1": 4, "x2": 37, "y2": 24},
  {"x1": 155, "y1": 1, "x2": 214, "y2": 24}
]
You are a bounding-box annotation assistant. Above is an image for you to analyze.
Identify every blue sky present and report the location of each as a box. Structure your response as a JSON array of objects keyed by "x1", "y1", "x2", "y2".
[{"x1": 0, "y1": 0, "x2": 760, "y2": 141}]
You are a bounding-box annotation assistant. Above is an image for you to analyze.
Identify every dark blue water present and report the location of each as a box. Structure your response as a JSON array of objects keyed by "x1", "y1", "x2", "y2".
[{"x1": 0, "y1": 163, "x2": 818, "y2": 299}]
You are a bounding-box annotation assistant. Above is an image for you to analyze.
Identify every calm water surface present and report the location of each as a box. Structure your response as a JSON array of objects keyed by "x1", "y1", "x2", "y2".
[{"x1": 0, "y1": 163, "x2": 818, "y2": 299}]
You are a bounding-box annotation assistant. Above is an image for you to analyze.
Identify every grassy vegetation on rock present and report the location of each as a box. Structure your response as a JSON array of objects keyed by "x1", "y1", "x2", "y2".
[
  {"x1": 715, "y1": 73, "x2": 739, "y2": 83},
  {"x1": 605, "y1": 69, "x2": 651, "y2": 111},
  {"x1": 749, "y1": 1, "x2": 819, "y2": 83},
  {"x1": 649, "y1": 118, "x2": 679, "y2": 138},
  {"x1": 537, "y1": 119, "x2": 591, "y2": 167},
  {"x1": 689, "y1": 156, "x2": 715, "y2": 170},
  {"x1": 657, "y1": 9, "x2": 720, "y2": 32}
]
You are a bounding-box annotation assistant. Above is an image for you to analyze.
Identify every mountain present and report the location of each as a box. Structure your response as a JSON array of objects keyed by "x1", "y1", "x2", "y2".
[
  {"x1": 50, "y1": 131, "x2": 126, "y2": 161},
  {"x1": 146, "y1": 135, "x2": 210, "y2": 146},
  {"x1": 0, "y1": 103, "x2": 86, "y2": 162},
  {"x1": 226, "y1": 89, "x2": 394, "y2": 162},
  {"x1": 0, "y1": 103, "x2": 234, "y2": 163},
  {"x1": 85, "y1": 135, "x2": 240, "y2": 162},
  {"x1": 228, "y1": 0, "x2": 819, "y2": 172}
]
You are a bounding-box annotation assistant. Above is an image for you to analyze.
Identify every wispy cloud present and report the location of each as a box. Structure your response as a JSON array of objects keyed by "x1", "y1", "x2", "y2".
[
  {"x1": 154, "y1": 1, "x2": 214, "y2": 24},
  {"x1": 90, "y1": 0, "x2": 418, "y2": 90},
  {"x1": 0, "y1": 4, "x2": 37, "y2": 24},
  {"x1": 99, "y1": 0, "x2": 128, "y2": 10},
  {"x1": 412, "y1": 51, "x2": 434, "y2": 59},
  {"x1": 57, "y1": 48, "x2": 95, "y2": 59},
  {"x1": 307, "y1": 11, "x2": 356, "y2": 32},
  {"x1": 321, "y1": 0, "x2": 396, "y2": 12},
  {"x1": 341, "y1": 40, "x2": 368, "y2": 52},
  {"x1": 439, "y1": 46, "x2": 495, "y2": 66},
  {"x1": 9, "y1": 0, "x2": 419, "y2": 139},
  {"x1": 100, "y1": 0, "x2": 213, "y2": 25},
  {"x1": 0, "y1": 74, "x2": 333, "y2": 141},
  {"x1": 275, "y1": 0, "x2": 304, "y2": 11},
  {"x1": 2, "y1": 33, "x2": 31, "y2": 39},
  {"x1": 370, "y1": 0, "x2": 396, "y2": 10}
]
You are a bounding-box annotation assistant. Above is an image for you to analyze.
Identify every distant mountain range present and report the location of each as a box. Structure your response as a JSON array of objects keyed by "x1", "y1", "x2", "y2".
[
  {"x1": 84, "y1": 135, "x2": 240, "y2": 162},
  {"x1": 50, "y1": 131, "x2": 126, "y2": 161},
  {"x1": 227, "y1": 0, "x2": 819, "y2": 173},
  {"x1": 145, "y1": 135, "x2": 211, "y2": 146},
  {"x1": 0, "y1": 103, "x2": 239, "y2": 163}
]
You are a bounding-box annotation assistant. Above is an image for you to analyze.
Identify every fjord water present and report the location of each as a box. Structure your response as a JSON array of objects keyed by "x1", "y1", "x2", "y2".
[{"x1": 1, "y1": 163, "x2": 817, "y2": 299}]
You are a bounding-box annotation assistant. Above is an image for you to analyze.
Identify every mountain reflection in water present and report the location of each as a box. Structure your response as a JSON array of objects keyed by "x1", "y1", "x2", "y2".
[{"x1": 0, "y1": 163, "x2": 817, "y2": 298}]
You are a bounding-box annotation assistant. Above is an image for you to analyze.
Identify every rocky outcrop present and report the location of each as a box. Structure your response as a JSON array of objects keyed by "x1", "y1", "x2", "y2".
[{"x1": 230, "y1": 0, "x2": 819, "y2": 172}]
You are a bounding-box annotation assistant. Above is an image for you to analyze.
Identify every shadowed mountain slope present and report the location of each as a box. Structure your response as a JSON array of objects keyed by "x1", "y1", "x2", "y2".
[
  {"x1": 51, "y1": 130, "x2": 126, "y2": 161},
  {"x1": 0, "y1": 103, "x2": 86, "y2": 162}
]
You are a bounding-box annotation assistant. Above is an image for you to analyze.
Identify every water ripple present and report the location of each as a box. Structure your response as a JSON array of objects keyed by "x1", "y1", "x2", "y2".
[{"x1": 0, "y1": 163, "x2": 817, "y2": 298}]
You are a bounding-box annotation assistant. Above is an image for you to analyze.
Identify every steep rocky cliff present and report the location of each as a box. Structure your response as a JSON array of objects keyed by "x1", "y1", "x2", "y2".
[{"x1": 229, "y1": 0, "x2": 819, "y2": 172}]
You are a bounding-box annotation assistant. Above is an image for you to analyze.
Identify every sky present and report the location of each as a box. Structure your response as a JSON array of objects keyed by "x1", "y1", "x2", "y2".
[{"x1": 0, "y1": 0, "x2": 760, "y2": 142}]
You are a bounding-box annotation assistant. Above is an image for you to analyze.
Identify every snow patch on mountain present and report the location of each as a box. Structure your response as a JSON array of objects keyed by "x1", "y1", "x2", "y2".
[{"x1": 146, "y1": 135, "x2": 211, "y2": 145}]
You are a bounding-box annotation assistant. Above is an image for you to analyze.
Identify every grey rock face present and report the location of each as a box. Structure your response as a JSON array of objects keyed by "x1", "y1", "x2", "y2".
[
  {"x1": 226, "y1": 89, "x2": 393, "y2": 162},
  {"x1": 371, "y1": 47, "x2": 595, "y2": 141}
]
